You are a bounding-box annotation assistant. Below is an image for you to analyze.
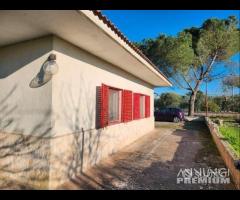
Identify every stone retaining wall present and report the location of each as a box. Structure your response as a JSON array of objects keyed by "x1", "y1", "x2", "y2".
[
  {"x1": 196, "y1": 112, "x2": 240, "y2": 118},
  {"x1": 205, "y1": 117, "x2": 240, "y2": 190}
]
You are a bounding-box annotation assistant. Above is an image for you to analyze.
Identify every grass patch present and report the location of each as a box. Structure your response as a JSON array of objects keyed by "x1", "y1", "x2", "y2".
[{"x1": 219, "y1": 122, "x2": 240, "y2": 158}]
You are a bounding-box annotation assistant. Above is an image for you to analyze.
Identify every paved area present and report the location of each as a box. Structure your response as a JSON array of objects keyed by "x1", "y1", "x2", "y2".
[{"x1": 61, "y1": 121, "x2": 236, "y2": 190}]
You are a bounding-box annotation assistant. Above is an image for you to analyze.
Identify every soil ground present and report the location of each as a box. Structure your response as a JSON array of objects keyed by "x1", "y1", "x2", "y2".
[{"x1": 60, "y1": 121, "x2": 236, "y2": 190}]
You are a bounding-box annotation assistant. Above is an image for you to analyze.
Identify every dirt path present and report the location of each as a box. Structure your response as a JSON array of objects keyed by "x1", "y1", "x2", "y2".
[{"x1": 61, "y1": 121, "x2": 236, "y2": 190}]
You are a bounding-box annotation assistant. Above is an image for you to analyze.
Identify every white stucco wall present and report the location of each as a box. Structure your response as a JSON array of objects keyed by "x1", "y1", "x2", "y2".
[
  {"x1": 0, "y1": 36, "x2": 54, "y2": 189},
  {"x1": 48, "y1": 37, "x2": 155, "y2": 188},
  {"x1": 51, "y1": 36, "x2": 154, "y2": 136},
  {"x1": 0, "y1": 36, "x2": 53, "y2": 136},
  {"x1": 0, "y1": 35, "x2": 155, "y2": 189}
]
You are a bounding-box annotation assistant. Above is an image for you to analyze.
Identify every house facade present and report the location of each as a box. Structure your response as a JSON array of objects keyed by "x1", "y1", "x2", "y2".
[{"x1": 0, "y1": 10, "x2": 171, "y2": 189}]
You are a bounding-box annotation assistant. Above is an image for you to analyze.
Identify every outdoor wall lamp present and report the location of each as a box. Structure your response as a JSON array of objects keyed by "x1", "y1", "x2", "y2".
[
  {"x1": 29, "y1": 53, "x2": 59, "y2": 88},
  {"x1": 42, "y1": 53, "x2": 59, "y2": 75}
]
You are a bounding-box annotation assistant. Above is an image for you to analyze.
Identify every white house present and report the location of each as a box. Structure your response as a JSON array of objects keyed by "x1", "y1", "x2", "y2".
[{"x1": 0, "y1": 10, "x2": 171, "y2": 189}]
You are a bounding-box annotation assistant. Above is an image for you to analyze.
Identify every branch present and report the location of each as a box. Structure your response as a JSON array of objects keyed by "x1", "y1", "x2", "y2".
[
  {"x1": 203, "y1": 53, "x2": 218, "y2": 78},
  {"x1": 190, "y1": 66, "x2": 199, "y2": 81},
  {"x1": 208, "y1": 71, "x2": 226, "y2": 80},
  {"x1": 198, "y1": 56, "x2": 205, "y2": 66},
  {"x1": 199, "y1": 66, "x2": 204, "y2": 79},
  {"x1": 170, "y1": 76, "x2": 191, "y2": 91},
  {"x1": 181, "y1": 75, "x2": 194, "y2": 92},
  {"x1": 194, "y1": 79, "x2": 204, "y2": 92}
]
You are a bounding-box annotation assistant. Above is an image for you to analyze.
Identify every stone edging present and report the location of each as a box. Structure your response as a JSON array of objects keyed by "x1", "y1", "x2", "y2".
[{"x1": 205, "y1": 117, "x2": 240, "y2": 190}]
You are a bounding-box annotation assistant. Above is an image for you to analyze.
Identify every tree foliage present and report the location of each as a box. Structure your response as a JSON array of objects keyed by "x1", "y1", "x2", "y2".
[
  {"x1": 155, "y1": 92, "x2": 181, "y2": 109},
  {"x1": 155, "y1": 92, "x2": 240, "y2": 113},
  {"x1": 207, "y1": 100, "x2": 221, "y2": 112},
  {"x1": 136, "y1": 16, "x2": 240, "y2": 116},
  {"x1": 222, "y1": 75, "x2": 240, "y2": 88}
]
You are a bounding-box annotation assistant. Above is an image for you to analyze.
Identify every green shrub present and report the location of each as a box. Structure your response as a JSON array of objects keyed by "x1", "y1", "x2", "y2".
[
  {"x1": 208, "y1": 101, "x2": 220, "y2": 112},
  {"x1": 219, "y1": 123, "x2": 240, "y2": 157}
]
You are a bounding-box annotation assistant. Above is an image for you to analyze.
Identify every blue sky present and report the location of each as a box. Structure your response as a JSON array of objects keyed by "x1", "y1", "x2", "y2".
[{"x1": 102, "y1": 10, "x2": 240, "y2": 96}]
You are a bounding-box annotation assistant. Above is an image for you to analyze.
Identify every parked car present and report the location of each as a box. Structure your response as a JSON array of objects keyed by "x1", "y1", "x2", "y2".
[{"x1": 154, "y1": 107, "x2": 185, "y2": 122}]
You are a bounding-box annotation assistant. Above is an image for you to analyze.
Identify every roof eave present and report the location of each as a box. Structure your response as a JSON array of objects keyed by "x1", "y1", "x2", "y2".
[{"x1": 80, "y1": 10, "x2": 172, "y2": 87}]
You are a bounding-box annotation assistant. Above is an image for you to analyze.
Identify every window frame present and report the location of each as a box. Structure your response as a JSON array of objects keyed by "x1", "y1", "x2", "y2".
[
  {"x1": 139, "y1": 94, "x2": 145, "y2": 119},
  {"x1": 133, "y1": 93, "x2": 147, "y2": 120},
  {"x1": 99, "y1": 83, "x2": 151, "y2": 128},
  {"x1": 108, "y1": 86, "x2": 123, "y2": 125}
]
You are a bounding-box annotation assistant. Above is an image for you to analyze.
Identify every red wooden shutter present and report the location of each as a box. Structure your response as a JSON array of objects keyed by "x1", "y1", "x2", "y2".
[
  {"x1": 122, "y1": 90, "x2": 133, "y2": 122},
  {"x1": 100, "y1": 84, "x2": 109, "y2": 128},
  {"x1": 145, "y1": 95, "x2": 150, "y2": 118},
  {"x1": 133, "y1": 93, "x2": 140, "y2": 120}
]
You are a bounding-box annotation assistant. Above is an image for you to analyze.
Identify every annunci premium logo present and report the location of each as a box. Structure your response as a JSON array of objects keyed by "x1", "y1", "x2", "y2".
[{"x1": 177, "y1": 168, "x2": 230, "y2": 184}]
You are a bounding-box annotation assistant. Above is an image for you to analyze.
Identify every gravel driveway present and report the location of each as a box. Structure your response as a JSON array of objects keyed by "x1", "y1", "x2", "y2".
[{"x1": 61, "y1": 121, "x2": 236, "y2": 190}]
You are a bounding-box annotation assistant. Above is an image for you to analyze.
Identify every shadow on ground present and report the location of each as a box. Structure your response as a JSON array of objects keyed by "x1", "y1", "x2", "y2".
[{"x1": 59, "y1": 120, "x2": 236, "y2": 190}]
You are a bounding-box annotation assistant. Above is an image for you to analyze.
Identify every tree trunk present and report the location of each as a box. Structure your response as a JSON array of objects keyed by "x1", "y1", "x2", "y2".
[{"x1": 188, "y1": 92, "x2": 197, "y2": 116}]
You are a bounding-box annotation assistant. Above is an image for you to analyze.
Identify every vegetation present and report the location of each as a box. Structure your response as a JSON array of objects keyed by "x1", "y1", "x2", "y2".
[
  {"x1": 186, "y1": 91, "x2": 205, "y2": 112},
  {"x1": 155, "y1": 91, "x2": 240, "y2": 113},
  {"x1": 155, "y1": 92, "x2": 181, "y2": 109},
  {"x1": 219, "y1": 120, "x2": 240, "y2": 157},
  {"x1": 223, "y1": 75, "x2": 240, "y2": 89},
  {"x1": 136, "y1": 16, "x2": 240, "y2": 116},
  {"x1": 207, "y1": 100, "x2": 220, "y2": 112}
]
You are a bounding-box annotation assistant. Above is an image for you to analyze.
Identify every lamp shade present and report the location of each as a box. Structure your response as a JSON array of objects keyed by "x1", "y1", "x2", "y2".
[{"x1": 43, "y1": 60, "x2": 59, "y2": 75}]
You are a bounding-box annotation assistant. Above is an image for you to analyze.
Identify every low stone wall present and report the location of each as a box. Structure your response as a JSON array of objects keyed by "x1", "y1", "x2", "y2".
[
  {"x1": 195, "y1": 112, "x2": 240, "y2": 118},
  {"x1": 205, "y1": 117, "x2": 240, "y2": 189}
]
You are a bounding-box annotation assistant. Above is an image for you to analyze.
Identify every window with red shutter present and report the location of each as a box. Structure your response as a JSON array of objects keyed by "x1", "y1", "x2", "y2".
[
  {"x1": 145, "y1": 95, "x2": 150, "y2": 118},
  {"x1": 108, "y1": 88, "x2": 122, "y2": 123},
  {"x1": 99, "y1": 84, "x2": 150, "y2": 127},
  {"x1": 139, "y1": 95, "x2": 145, "y2": 118},
  {"x1": 100, "y1": 84, "x2": 109, "y2": 128},
  {"x1": 133, "y1": 93, "x2": 140, "y2": 120},
  {"x1": 122, "y1": 90, "x2": 133, "y2": 122}
]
